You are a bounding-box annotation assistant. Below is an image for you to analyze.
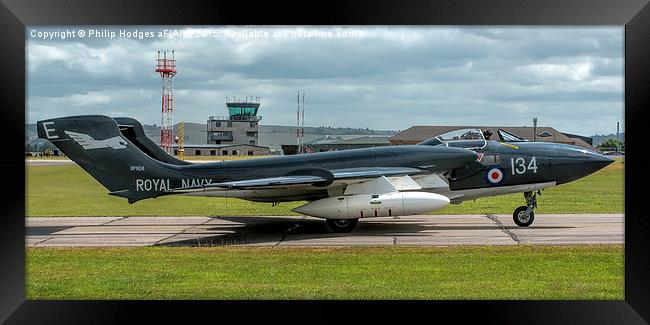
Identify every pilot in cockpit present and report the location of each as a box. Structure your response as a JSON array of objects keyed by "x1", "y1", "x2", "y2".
[{"x1": 482, "y1": 130, "x2": 493, "y2": 140}]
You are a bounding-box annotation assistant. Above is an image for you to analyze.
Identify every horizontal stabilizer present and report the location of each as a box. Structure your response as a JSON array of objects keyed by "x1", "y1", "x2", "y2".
[{"x1": 109, "y1": 189, "x2": 164, "y2": 203}]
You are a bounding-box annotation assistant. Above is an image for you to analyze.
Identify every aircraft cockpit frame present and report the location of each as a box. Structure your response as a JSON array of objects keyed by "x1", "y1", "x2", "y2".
[{"x1": 419, "y1": 128, "x2": 488, "y2": 150}]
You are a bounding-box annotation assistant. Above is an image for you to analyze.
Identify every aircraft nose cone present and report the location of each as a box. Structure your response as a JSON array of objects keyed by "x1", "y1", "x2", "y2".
[
  {"x1": 589, "y1": 152, "x2": 615, "y2": 169},
  {"x1": 553, "y1": 144, "x2": 615, "y2": 184}
]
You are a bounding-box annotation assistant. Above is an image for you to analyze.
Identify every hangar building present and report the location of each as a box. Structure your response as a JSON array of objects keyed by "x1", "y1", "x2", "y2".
[
  {"x1": 173, "y1": 144, "x2": 271, "y2": 157},
  {"x1": 390, "y1": 126, "x2": 598, "y2": 152},
  {"x1": 310, "y1": 136, "x2": 391, "y2": 151}
]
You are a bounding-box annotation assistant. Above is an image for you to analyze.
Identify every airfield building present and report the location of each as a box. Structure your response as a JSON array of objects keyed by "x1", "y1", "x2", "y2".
[
  {"x1": 207, "y1": 98, "x2": 262, "y2": 146},
  {"x1": 310, "y1": 136, "x2": 391, "y2": 151},
  {"x1": 205, "y1": 98, "x2": 270, "y2": 156},
  {"x1": 390, "y1": 126, "x2": 598, "y2": 152},
  {"x1": 173, "y1": 143, "x2": 270, "y2": 157}
]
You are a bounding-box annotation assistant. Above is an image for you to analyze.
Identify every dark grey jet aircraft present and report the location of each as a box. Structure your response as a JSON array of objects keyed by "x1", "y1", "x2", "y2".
[{"x1": 37, "y1": 115, "x2": 614, "y2": 232}]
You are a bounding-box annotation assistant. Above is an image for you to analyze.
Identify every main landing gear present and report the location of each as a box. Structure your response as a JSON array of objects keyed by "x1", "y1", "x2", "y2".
[
  {"x1": 325, "y1": 219, "x2": 359, "y2": 233},
  {"x1": 513, "y1": 190, "x2": 541, "y2": 227}
]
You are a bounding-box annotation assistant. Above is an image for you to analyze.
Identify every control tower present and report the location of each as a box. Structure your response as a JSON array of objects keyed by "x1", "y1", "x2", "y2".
[{"x1": 207, "y1": 97, "x2": 262, "y2": 146}]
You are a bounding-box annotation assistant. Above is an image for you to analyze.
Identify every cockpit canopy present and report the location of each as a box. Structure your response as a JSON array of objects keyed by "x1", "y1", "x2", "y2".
[
  {"x1": 436, "y1": 129, "x2": 485, "y2": 141},
  {"x1": 419, "y1": 127, "x2": 530, "y2": 149}
]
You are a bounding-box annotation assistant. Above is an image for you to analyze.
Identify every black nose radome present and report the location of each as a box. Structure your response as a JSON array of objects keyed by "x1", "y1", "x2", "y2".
[
  {"x1": 590, "y1": 152, "x2": 615, "y2": 168},
  {"x1": 552, "y1": 144, "x2": 615, "y2": 184}
]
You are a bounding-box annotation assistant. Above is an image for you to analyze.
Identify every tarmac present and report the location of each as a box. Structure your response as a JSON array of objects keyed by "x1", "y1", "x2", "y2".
[{"x1": 26, "y1": 214, "x2": 624, "y2": 247}]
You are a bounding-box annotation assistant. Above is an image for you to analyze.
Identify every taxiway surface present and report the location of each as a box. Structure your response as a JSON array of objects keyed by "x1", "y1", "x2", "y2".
[{"x1": 26, "y1": 214, "x2": 624, "y2": 247}]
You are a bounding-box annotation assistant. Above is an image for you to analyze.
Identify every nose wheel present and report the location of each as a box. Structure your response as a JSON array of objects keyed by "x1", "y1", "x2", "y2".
[{"x1": 513, "y1": 191, "x2": 540, "y2": 227}]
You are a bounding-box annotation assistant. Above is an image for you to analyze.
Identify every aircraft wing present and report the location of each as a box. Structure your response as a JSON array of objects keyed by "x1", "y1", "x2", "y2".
[{"x1": 168, "y1": 166, "x2": 429, "y2": 193}]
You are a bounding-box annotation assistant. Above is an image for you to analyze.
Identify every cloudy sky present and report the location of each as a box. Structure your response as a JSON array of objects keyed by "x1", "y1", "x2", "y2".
[{"x1": 27, "y1": 26, "x2": 623, "y2": 136}]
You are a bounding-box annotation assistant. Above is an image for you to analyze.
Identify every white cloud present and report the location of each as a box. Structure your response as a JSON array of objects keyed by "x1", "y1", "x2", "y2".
[
  {"x1": 26, "y1": 26, "x2": 624, "y2": 136},
  {"x1": 66, "y1": 92, "x2": 112, "y2": 106},
  {"x1": 31, "y1": 91, "x2": 111, "y2": 108},
  {"x1": 517, "y1": 62, "x2": 593, "y2": 81}
]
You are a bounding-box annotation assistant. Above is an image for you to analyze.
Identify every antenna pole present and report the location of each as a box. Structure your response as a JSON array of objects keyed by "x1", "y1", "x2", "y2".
[
  {"x1": 155, "y1": 50, "x2": 177, "y2": 154},
  {"x1": 297, "y1": 91, "x2": 300, "y2": 153},
  {"x1": 301, "y1": 92, "x2": 305, "y2": 154},
  {"x1": 616, "y1": 121, "x2": 620, "y2": 154}
]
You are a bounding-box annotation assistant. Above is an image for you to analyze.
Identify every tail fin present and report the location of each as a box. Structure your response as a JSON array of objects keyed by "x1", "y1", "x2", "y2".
[
  {"x1": 36, "y1": 115, "x2": 185, "y2": 202},
  {"x1": 113, "y1": 117, "x2": 190, "y2": 166}
]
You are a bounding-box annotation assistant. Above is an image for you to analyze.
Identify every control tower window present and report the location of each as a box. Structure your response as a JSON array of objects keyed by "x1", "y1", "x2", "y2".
[{"x1": 228, "y1": 106, "x2": 258, "y2": 116}]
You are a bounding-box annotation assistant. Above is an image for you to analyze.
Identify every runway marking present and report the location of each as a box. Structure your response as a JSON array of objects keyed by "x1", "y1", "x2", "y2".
[
  {"x1": 485, "y1": 214, "x2": 521, "y2": 244},
  {"x1": 154, "y1": 217, "x2": 215, "y2": 246},
  {"x1": 275, "y1": 223, "x2": 301, "y2": 247},
  {"x1": 32, "y1": 237, "x2": 54, "y2": 246},
  {"x1": 101, "y1": 216, "x2": 128, "y2": 225}
]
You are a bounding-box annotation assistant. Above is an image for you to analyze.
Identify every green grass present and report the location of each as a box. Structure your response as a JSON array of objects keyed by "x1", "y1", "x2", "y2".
[
  {"x1": 26, "y1": 158, "x2": 623, "y2": 217},
  {"x1": 26, "y1": 164, "x2": 304, "y2": 216},
  {"x1": 26, "y1": 245, "x2": 623, "y2": 300}
]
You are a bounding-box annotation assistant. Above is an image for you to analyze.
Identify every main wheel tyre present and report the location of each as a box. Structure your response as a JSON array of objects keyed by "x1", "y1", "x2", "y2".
[
  {"x1": 513, "y1": 206, "x2": 535, "y2": 227},
  {"x1": 325, "y1": 219, "x2": 359, "y2": 233}
]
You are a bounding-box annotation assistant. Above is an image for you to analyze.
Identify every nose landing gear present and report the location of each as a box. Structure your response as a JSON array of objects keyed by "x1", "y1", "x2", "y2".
[{"x1": 513, "y1": 190, "x2": 540, "y2": 227}]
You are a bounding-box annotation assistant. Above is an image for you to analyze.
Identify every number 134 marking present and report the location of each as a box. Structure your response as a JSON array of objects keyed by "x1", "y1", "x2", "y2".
[{"x1": 511, "y1": 157, "x2": 538, "y2": 175}]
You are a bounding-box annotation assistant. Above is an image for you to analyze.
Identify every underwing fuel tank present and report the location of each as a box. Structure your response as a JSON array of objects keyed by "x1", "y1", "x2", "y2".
[{"x1": 292, "y1": 192, "x2": 450, "y2": 219}]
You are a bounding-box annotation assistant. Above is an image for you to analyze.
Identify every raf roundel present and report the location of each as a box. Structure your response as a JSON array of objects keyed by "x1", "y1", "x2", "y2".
[{"x1": 485, "y1": 166, "x2": 505, "y2": 185}]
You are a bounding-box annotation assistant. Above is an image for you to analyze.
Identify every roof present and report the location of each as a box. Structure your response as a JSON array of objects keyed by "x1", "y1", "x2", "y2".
[
  {"x1": 173, "y1": 144, "x2": 269, "y2": 149},
  {"x1": 562, "y1": 132, "x2": 594, "y2": 146},
  {"x1": 313, "y1": 136, "x2": 391, "y2": 145},
  {"x1": 389, "y1": 125, "x2": 598, "y2": 151},
  {"x1": 391, "y1": 126, "x2": 572, "y2": 143},
  {"x1": 569, "y1": 137, "x2": 600, "y2": 152}
]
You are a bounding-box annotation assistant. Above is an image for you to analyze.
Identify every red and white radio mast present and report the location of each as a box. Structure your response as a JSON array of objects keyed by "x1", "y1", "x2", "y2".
[{"x1": 155, "y1": 50, "x2": 177, "y2": 154}]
